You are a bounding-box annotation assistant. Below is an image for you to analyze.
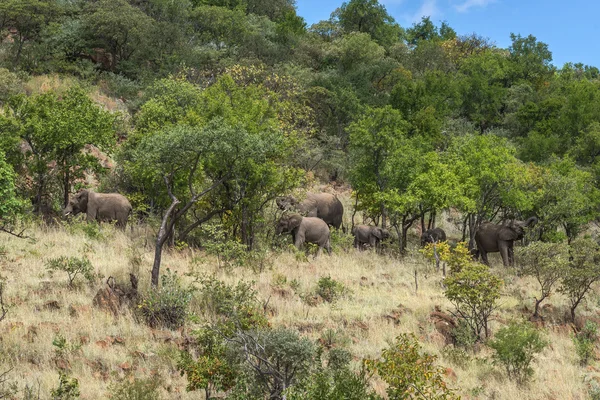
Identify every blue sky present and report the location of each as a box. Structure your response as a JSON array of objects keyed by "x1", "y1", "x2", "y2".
[{"x1": 296, "y1": 0, "x2": 600, "y2": 68}]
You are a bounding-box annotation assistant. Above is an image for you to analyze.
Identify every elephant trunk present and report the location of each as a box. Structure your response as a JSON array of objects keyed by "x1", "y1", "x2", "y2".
[{"x1": 524, "y1": 216, "x2": 538, "y2": 227}]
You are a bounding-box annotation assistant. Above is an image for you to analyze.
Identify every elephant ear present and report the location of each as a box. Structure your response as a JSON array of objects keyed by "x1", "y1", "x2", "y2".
[
  {"x1": 498, "y1": 226, "x2": 520, "y2": 241},
  {"x1": 372, "y1": 227, "x2": 383, "y2": 240},
  {"x1": 288, "y1": 214, "x2": 302, "y2": 230}
]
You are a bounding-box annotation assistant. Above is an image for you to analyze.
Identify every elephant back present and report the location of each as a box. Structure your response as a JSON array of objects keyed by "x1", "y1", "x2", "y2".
[{"x1": 307, "y1": 193, "x2": 343, "y2": 229}]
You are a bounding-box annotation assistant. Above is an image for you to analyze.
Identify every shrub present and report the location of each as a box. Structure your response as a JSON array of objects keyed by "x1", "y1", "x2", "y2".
[
  {"x1": 518, "y1": 241, "x2": 568, "y2": 317},
  {"x1": 365, "y1": 333, "x2": 459, "y2": 400},
  {"x1": 50, "y1": 372, "x2": 80, "y2": 399},
  {"x1": 315, "y1": 276, "x2": 346, "y2": 303},
  {"x1": 573, "y1": 320, "x2": 599, "y2": 366},
  {"x1": 194, "y1": 275, "x2": 268, "y2": 333},
  {"x1": 0, "y1": 369, "x2": 18, "y2": 399},
  {"x1": 444, "y1": 262, "x2": 503, "y2": 339},
  {"x1": 202, "y1": 224, "x2": 248, "y2": 270},
  {"x1": 138, "y1": 270, "x2": 193, "y2": 329},
  {"x1": 489, "y1": 321, "x2": 547, "y2": 384},
  {"x1": 46, "y1": 256, "x2": 95, "y2": 287},
  {"x1": 421, "y1": 241, "x2": 472, "y2": 274},
  {"x1": 559, "y1": 238, "x2": 600, "y2": 322},
  {"x1": 67, "y1": 220, "x2": 105, "y2": 240},
  {"x1": 108, "y1": 377, "x2": 162, "y2": 400},
  {"x1": 287, "y1": 348, "x2": 379, "y2": 400}
]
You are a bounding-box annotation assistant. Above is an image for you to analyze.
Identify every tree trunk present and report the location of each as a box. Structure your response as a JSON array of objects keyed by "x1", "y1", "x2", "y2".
[
  {"x1": 151, "y1": 198, "x2": 180, "y2": 287},
  {"x1": 63, "y1": 162, "x2": 70, "y2": 208}
]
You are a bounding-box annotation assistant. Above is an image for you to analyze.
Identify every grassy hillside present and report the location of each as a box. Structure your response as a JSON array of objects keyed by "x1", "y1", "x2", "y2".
[{"x1": 0, "y1": 220, "x2": 598, "y2": 399}]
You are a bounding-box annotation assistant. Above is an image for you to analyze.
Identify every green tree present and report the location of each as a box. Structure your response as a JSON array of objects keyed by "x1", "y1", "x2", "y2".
[
  {"x1": 508, "y1": 33, "x2": 554, "y2": 88},
  {"x1": 518, "y1": 241, "x2": 568, "y2": 317},
  {"x1": 444, "y1": 262, "x2": 503, "y2": 339},
  {"x1": 559, "y1": 238, "x2": 600, "y2": 322},
  {"x1": 0, "y1": 0, "x2": 61, "y2": 66},
  {"x1": 335, "y1": 0, "x2": 403, "y2": 48},
  {"x1": 0, "y1": 152, "x2": 21, "y2": 227},
  {"x1": 10, "y1": 87, "x2": 115, "y2": 211},
  {"x1": 82, "y1": 0, "x2": 156, "y2": 74}
]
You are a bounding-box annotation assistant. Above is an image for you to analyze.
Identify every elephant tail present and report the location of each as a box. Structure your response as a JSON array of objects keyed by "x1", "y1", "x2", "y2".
[{"x1": 342, "y1": 222, "x2": 347, "y2": 234}]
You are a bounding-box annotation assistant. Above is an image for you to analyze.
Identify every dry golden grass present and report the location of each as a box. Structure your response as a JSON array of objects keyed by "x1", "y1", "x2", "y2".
[{"x1": 0, "y1": 221, "x2": 598, "y2": 399}]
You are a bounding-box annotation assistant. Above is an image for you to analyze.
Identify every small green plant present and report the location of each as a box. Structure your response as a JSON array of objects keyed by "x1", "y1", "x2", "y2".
[
  {"x1": 444, "y1": 262, "x2": 503, "y2": 339},
  {"x1": 138, "y1": 270, "x2": 193, "y2": 329},
  {"x1": 365, "y1": 333, "x2": 459, "y2": 399},
  {"x1": 315, "y1": 276, "x2": 346, "y2": 303},
  {"x1": 202, "y1": 224, "x2": 248, "y2": 270},
  {"x1": 52, "y1": 334, "x2": 81, "y2": 359},
  {"x1": 51, "y1": 372, "x2": 80, "y2": 399},
  {"x1": 46, "y1": 256, "x2": 95, "y2": 287},
  {"x1": 441, "y1": 347, "x2": 472, "y2": 368},
  {"x1": 489, "y1": 321, "x2": 547, "y2": 384},
  {"x1": 67, "y1": 220, "x2": 104, "y2": 240},
  {"x1": 108, "y1": 377, "x2": 162, "y2": 400},
  {"x1": 573, "y1": 320, "x2": 599, "y2": 366},
  {"x1": 421, "y1": 241, "x2": 472, "y2": 274}
]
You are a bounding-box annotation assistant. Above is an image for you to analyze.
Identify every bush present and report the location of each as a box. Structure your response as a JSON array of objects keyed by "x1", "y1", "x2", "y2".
[
  {"x1": 315, "y1": 276, "x2": 347, "y2": 303},
  {"x1": 50, "y1": 372, "x2": 80, "y2": 399},
  {"x1": 444, "y1": 262, "x2": 503, "y2": 340},
  {"x1": 108, "y1": 377, "x2": 162, "y2": 400},
  {"x1": 421, "y1": 241, "x2": 472, "y2": 274},
  {"x1": 46, "y1": 256, "x2": 95, "y2": 287},
  {"x1": 559, "y1": 238, "x2": 600, "y2": 322},
  {"x1": 518, "y1": 241, "x2": 568, "y2": 317},
  {"x1": 573, "y1": 320, "x2": 599, "y2": 366},
  {"x1": 365, "y1": 333, "x2": 459, "y2": 400},
  {"x1": 489, "y1": 321, "x2": 547, "y2": 384},
  {"x1": 138, "y1": 270, "x2": 193, "y2": 329},
  {"x1": 287, "y1": 348, "x2": 379, "y2": 400},
  {"x1": 194, "y1": 275, "x2": 268, "y2": 333}
]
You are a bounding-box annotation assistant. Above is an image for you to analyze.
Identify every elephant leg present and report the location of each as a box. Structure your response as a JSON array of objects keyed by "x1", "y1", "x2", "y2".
[
  {"x1": 326, "y1": 241, "x2": 332, "y2": 256},
  {"x1": 294, "y1": 233, "x2": 305, "y2": 250},
  {"x1": 315, "y1": 246, "x2": 323, "y2": 258},
  {"x1": 499, "y1": 244, "x2": 510, "y2": 267},
  {"x1": 508, "y1": 243, "x2": 515, "y2": 266},
  {"x1": 480, "y1": 250, "x2": 489, "y2": 266}
]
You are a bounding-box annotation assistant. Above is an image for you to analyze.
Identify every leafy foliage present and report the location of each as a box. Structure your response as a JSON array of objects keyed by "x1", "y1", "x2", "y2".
[
  {"x1": 138, "y1": 270, "x2": 193, "y2": 329},
  {"x1": 365, "y1": 333, "x2": 459, "y2": 400},
  {"x1": 573, "y1": 320, "x2": 599, "y2": 366},
  {"x1": 444, "y1": 262, "x2": 503, "y2": 339},
  {"x1": 46, "y1": 256, "x2": 95, "y2": 287},
  {"x1": 489, "y1": 321, "x2": 547, "y2": 384}
]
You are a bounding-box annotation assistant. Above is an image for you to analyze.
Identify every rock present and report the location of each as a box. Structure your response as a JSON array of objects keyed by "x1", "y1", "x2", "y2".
[
  {"x1": 92, "y1": 274, "x2": 138, "y2": 316},
  {"x1": 95, "y1": 339, "x2": 110, "y2": 349},
  {"x1": 69, "y1": 304, "x2": 91, "y2": 317},
  {"x1": 119, "y1": 362, "x2": 132, "y2": 371},
  {"x1": 444, "y1": 367, "x2": 458, "y2": 381},
  {"x1": 55, "y1": 358, "x2": 70, "y2": 370},
  {"x1": 430, "y1": 310, "x2": 457, "y2": 345}
]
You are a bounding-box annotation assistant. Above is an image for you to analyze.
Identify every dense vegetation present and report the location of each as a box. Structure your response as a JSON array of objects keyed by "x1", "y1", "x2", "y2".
[{"x1": 2, "y1": 0, "x2": 600, "y2": 398}]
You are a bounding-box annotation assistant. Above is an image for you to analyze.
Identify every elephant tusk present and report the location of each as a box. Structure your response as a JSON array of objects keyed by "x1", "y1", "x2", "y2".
[{"x1": 64, "y1": 212, "x2": 71, "y2": 216}]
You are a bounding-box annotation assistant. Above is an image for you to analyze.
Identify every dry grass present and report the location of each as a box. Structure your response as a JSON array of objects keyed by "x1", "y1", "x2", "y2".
[{"x1": 0, "y1": 221, "x2": 598, "y2": 399}]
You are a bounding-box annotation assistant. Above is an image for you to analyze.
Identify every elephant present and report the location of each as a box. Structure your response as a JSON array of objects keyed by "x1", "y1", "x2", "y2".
[
  {"x1": 63, "y1": 189, "x2": 132, "y2": 229},
  {"x1": 276, "y1": 193, "x2": 344, "y2": 230},
  {"x1": 474, "y1": 217, "x2": 538, "y2": 267},
  {"x1": 276, "y1": 213, "x2": 332, "y2": 257},
  {"x1": 421, "y1": 228, "x2": 447, "y2": 246},
  {"x1": 352, "y1": 224, "x2": 390, "y2": 252}
]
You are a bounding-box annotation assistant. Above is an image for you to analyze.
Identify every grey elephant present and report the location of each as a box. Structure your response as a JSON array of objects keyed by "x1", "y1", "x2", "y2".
[
  {"x1": 474, "y1": 217, "x2": 537, "y2": 266},
  {"x1": 421, "y1": 228, "x2": 447, "y2": 246},
  {"x1": 352, "y1": 224, "x2": 389, "y2": 252},
  {"x1": 276, "y1": 213, "x2": 332, "y2": 257},
  {"x1": 64, "y1": 189, "x2": 132, "y2": 229},
  {"x1": 276, "y1": 193, "x2": 344, "y2": 229}
]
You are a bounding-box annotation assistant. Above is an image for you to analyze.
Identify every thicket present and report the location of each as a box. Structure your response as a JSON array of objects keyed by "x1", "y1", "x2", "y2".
[{"x1": 2, "y1": 0, "x2": 600, "y2": 397}]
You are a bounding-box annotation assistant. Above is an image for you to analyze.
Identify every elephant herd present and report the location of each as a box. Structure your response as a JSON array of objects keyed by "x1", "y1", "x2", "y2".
[{"x1": 63, "y1": 189, "x2": 538, "y2": 266}]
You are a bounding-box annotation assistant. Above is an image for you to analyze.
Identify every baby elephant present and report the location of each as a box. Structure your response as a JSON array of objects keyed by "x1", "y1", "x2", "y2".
[
  {"x1": 352, "y1": 225, "x2": 390, "y2": 252},
  {"x1": 64, "y1": 189, "x2": 132, "y2": 229},
  {"x1": 276, "y1": 213, "x2": 332, "y2": 257},
  {"x1": 421, "y1": 228, "x2": 447, "y2": 246}
]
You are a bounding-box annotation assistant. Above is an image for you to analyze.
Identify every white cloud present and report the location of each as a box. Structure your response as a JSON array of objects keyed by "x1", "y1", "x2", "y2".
[
  {"x1": 454, "y1": 0, "x2": 496, "y2": 13},
  {"x1": 408, "y1": 0, "x2": 441, "y2": 23}
]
